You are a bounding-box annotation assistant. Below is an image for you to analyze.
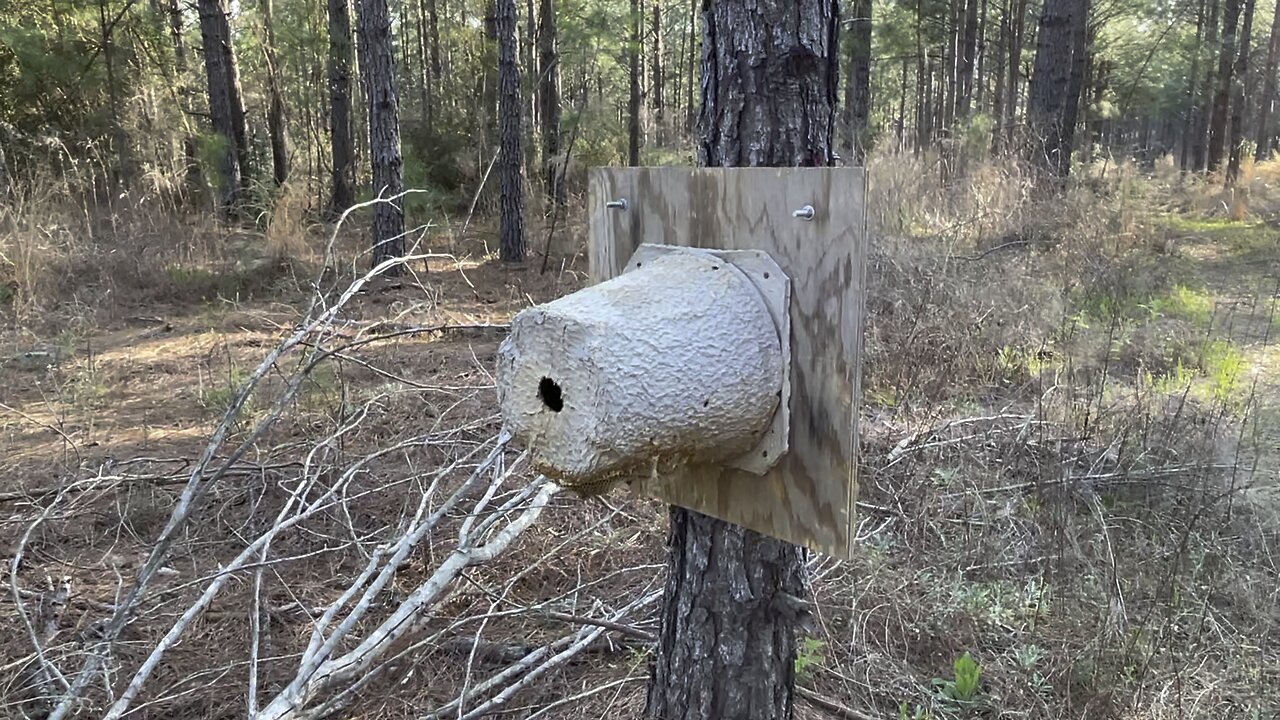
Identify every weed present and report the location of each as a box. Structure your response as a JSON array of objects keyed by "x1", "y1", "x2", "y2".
[
  {"x1": 933, "y1": 651, "x2": 982, "y2": 703},
  {"x1": 794, "y1": 636, "x2": 826, "y2": 681}
]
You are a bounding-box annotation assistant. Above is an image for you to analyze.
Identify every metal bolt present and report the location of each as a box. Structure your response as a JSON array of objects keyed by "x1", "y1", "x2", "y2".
[
  {"x1": 793, "y1": 204, "x2": 815, "y2": 221},
  {"x1": 606, "y1": 198, "x2": 629, "y2": 210}
]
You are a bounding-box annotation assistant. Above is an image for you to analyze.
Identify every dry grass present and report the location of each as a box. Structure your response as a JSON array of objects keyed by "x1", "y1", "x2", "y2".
[{"x1": 0, "y1": 152, "x2": 1277, "y2": 719}]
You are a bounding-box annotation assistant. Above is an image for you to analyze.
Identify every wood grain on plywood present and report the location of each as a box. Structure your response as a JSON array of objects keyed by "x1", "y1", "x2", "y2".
[{"x1": 588, "y1": 167, "x2": 866, "y2": 559}]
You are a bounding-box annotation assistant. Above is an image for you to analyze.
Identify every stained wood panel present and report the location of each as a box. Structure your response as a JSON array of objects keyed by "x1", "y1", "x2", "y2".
[{"x1": 587, "y1": 167, "x2": 867, "y2": 560}]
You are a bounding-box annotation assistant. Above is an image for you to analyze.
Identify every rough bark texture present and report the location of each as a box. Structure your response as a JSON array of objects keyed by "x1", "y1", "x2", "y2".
[
  {"x1": 263, "y1": 0, "x2": 291, "y2": 187},
  {"x1": 844, "y1": 0, "x2": 872, "y2": 163},
  {"x1": 1207, "y1": 0, "x2": 1241, "y2": 172},
  {"x1": 628, "y1": 0, "x2": 642, "y2": 166},
  {"x1": 196, "y1": 0, "x2": 241, "y2": 213},
  {"x1": 496, "y1": 0, "x2": 525, "y2": 262},
  {"x1": 357, "y1": 0, "x2": 406, "y2": 270},
  {"x1": 1058, "y1": 0, "x2": 1089, "y2": 173},
  {"x1": 415, "y1": 0, "x2": 432, "y2": 124},
  {"x1": 1226, "y1": 0, "x2": 1256, "y2": 183},
  {"x1": 328, "y1": 0, "x2": 357, "y2": 217},
  {"x1": 991, "y1": 0, "x2": 1008, "y2": 152},
  {"x1": 1255, "y1": 0, "x2": 1280, "y2": 160},
  {"x1": 1026, "y1": 0, "x2": 1080, "y2": 176},
  {"x1": 644, "y1": 2, "x2": 837, "y2": 718},
  {"x1": 538, "y1": 0, "x2": 563, "y2": 204},
  {"x1": 1002, "y1": 0, "x2": 1027, "y2": 150}
]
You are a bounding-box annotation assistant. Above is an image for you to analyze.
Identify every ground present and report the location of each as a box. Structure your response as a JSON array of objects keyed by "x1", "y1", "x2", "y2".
[{"x1": 1, "y1": 160, "x2": 1278, "y2": 719}]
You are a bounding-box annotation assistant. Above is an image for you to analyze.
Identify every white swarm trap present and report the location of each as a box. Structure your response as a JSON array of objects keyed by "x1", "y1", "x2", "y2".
[{"x1": 496, "y1": 244, "x2": 791, "y2": 488}]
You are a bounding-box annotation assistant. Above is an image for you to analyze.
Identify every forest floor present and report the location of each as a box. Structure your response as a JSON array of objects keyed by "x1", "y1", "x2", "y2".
[{"x1": 1, "y1": 164, "x2": 1279, "y2": 719}]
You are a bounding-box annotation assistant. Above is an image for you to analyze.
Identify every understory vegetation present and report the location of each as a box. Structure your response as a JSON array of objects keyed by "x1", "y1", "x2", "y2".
[{"x1": 1, "y1": 148, "x2": 1276, "y2": 718}]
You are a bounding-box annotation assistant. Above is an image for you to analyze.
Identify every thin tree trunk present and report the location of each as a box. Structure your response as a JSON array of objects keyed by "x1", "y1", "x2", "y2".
[
  {"x1": 1194, "y1": 0, "x2": 1221, "y2": 170},
  {"x1": 328, "y1": 0, "x2": 357, "y2": 217},
  {"x1": 976, "y1": 0, "x2": 988, "y2": 110},
  {"x1": 628, "y1": 0, "x2": 642, "y2": 165},
  {"x1": 429, "y1": 0, "x2": 442, "y2": 81},
  {"x1": 991, "y1": 0, "x2": 1008, "y2": 152},
  {"x1": 898, "y1": 57, "x2": 909, "y2": 149},
  {"x1": 844, "y1": 0, "x2": 872, "y2": 163},
  {"x1": 1254, "y1": 0, "x2": 1280, "y2": 160},
  {"x1": 538, "y1": 0, "x2": 563, "y2": 204},
  {"x1": 1182, "y1": 0, "x2": 1206, "y2": 170},
  {"x1": 958, "y1": 0, "x2": 979, "y2": 119},
  {"x1": 652, "y1": 0, "x2": 665, "y2": 141},
  {"x1": 1208, "y1": 0, "x2": 1242, "y2": 172},
  {"x1": 197, "y1": 0, "x2": 241, "y2": 214},
  {"x1": 915, "y1": 0, "x2": 928, "y2": 150},
  {"x1": 165, "y1": 0, "x2": 204, "y2": 199},
  {"x1": 415, "y1": 0, "x2": 432, "y2": 122},
  {"x1": 1226, "y1": 0, "x2": 1257, "y2": 183},
  {"x1": 1003, "y1": 0, "x2": 1027, "y2": 149},
  {"x1": 98, "y1": 0, "x2": 131, "y2": 191},
  {"x1": 684, "y1": 0, "x2": 696, "y2": 134},
  {"x1": 357, "y1": 0, "x2": 406, "y2": 270},
  {"x1": 497, "y1": 0, "x2": 525, "y2": 261},
  {"x1": 263, "y1": 0, "x2": 291, "y2": 186},
  {"x1": 646, "y1": 3, "x2": 837, "y2": 712}
]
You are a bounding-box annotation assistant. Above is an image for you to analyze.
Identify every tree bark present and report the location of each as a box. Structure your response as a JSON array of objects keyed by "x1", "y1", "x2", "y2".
[
  {"x1": 1026, "y1": 0, "x2": 1082, "y2": 176},
  {"x1": 957, "y1": 0, "x2": 979, "y2": 119},
  {"x1": 652, "y1": 0, "x2": 665, "y2": 140},
  {"x1": 1226, "y1": 0, "x2": 1257, "y2": 183},
  {"x1": 415, "y1": 0, "x2": 432, "y2": 123},
  {"x1": 1207, "y1": 0, "x2": 1241, "y2": 173},
  {"x1": 1193, "y1": 0, "x2": 1221, "y2": 170},
  {"x1": 357, "y1": 0, "x2": 406, "y2": 270},
  {"x1": 196, "y1": 0, "x2": 242, "y2": 214},
  {"x1": 991, "y1": 0, "x2": 1008, "y2": 152},
  {"x1": 645, "y1": 1, "x2": 837, "y2": 717},
  {"x1": 1182, "y1": 0, "x2": 1206, "y2": 170},
  {"x1": 844, "y1": 0, "x2": 872, "y2": 163},
  {"x1": 628, "y1": 0, "x2": 642, "y2": 165},
  {"x1": 165, "y1": 0, "x2": 205, "y2": 200},
  {"x1": 328, "y1": 0, "x2": 357, "y2": 217},
  {"x1": 1058, "y1": 0, "x2": 1089, "y2": 173},
  {"x1": 262, "y1": 0, "x2": 291, "y2": 187},
  {"x1": 496, "y1": 0, "x2": 525, "y2": 261},
  {"x1": 1255, "y1": 0, "x2": 1280, "y2": 160},
  {"x1": 538, "y1": 0, "x2": 563, "y2": 204},
  {"x1": 1003, "y1": 0, "x2": 1027, "y2": 150}
]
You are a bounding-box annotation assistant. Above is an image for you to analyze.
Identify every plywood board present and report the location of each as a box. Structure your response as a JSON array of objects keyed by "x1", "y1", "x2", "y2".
[{"x1": 587, "y1": 167, "x2": 867, "y2": 560}]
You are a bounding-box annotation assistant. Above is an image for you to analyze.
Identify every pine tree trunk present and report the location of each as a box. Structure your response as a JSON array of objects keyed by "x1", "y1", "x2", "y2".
[
  {"x1": 328, "y1": 0, "x2": 357, "y2": 217},
  {"x1": 225, "y1": 21, "x2": 251, "y2": 188},
  {"x1": 166, "y1": 0, "x2": 205, "y2": 200},
  {"x1": 845, "y1": 0, "x2": 872, "y2": 163},
  {"x1": 1182, "y1": 0, "x2": 1206, "y2": 170},
  {"x1": 991, "y1": 0, "x2": 1008, "y2": 152},
  {"x1": 1254, "y1": 0, "x2": 1280, "y2": 160},
  {"x1": 1194, "y1": 0, "x2": 1221, "y2": 170},
  {"x1": 263, "y1": 0, "x2": 291, "y2": 187},
  {"x1": 1057, "y1": 0, "x2": 1089, "y2": 174},
  {"x1": 496, "y1": 0, "x2": 525, "y2": 261},
  {"x1": 357, "y1": 0, "x2": 406, "y2": 270},
  {"x1": 628, "y1": 0, "x2": 642, "y2": 165},
  {"x1": 1004, "y1": 0, "x2": 1027, "y2": 149},
  {"x1": 652, "y1": 0, "x2": 665, "y2": 141},
  {"x1": 684, "y1": 0, "x2": 696, "y2": 134},
  {"x1": 915, "y1": 0, "x2": 929, "y2": 150},
  {"x1": 197, "y1": 0, "x2": 242, "y2": 214},
  {"x1": 538, "y1": 0, "x2": 563, "y2": 204},
  {"x1": 1208, "y1": 0, "x2": 1241, "y2": 173},
  {"x1": 1226, "y1": 0, "x2": 1257, "y2": 183},
  {"x1": 1026, "y1": 0, "x2": 1080, "y2": 176},
  {"x1": 958, "y1": 0, "x2": 979, "y2": 119},
  {"x1": 644, "y1": 1, "x2": 837, "y2": 715},
  {"x1": 415, "y1": 0, "x2": 432, "y2": 123}
]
